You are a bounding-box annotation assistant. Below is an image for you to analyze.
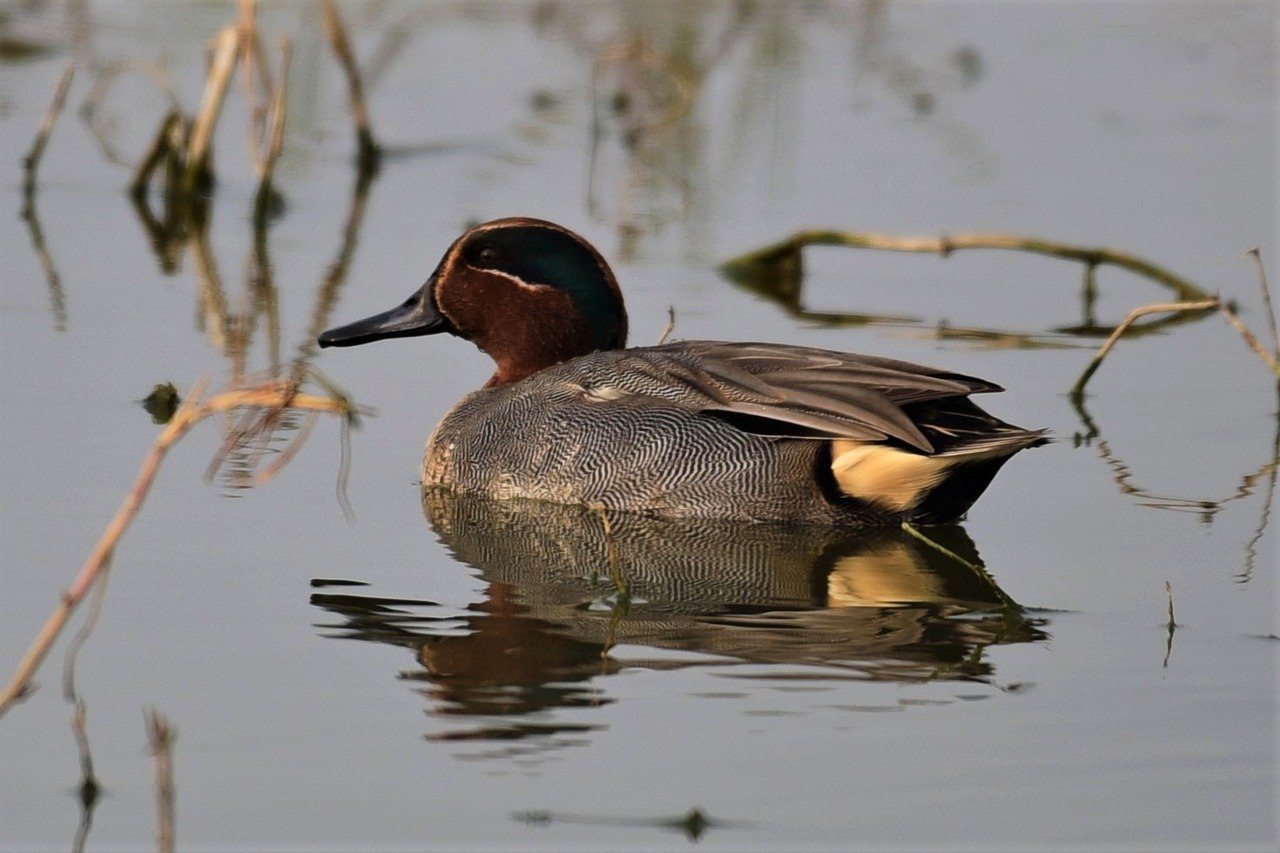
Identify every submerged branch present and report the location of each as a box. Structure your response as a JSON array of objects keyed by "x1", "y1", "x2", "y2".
[
  {"x1": 725, "y1": 230, "x2": 1279, "y2": 385},
  {"x1": 721, "y1": 229, "x2": 1212, "y2": 303},
  {"x1": 655, "y1": 305, "x2": 676, "y2": 345}
]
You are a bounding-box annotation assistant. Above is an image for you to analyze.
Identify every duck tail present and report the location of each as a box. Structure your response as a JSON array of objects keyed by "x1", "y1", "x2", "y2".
[
  {"x1": 829, "y1": 396, "x2": 1048, "y2": 523},
  {"x1": 908, "y1": 430, "x2": 1048, "y2": 523}
]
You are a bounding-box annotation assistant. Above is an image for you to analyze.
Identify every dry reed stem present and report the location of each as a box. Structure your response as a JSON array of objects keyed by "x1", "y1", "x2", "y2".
[
  {"x1": 655, "y1": 305, "x2": 676, "y2": 345},
  {"x1": 184, "y1": 26, "x2": 241, "y2": 194},
  {"x1": 22, "y1": 61, "x2": 75, "y2": 203},
  {"x1": 262, "y1": 37, "x2": 291, "y2": 178},
  {"x1": 145, "y1": 710, "x2": 176, "y2": 853},
  {"x1": 0, "y1": 381, "x2": 354, "y2": 717},
  {"x1": 241, "y1": 0, "x2": 274, "y2": 94},
  {"x1": 236, "y1": 0, "x2": 271, "y2": 174},
  {"x1": 721, "y1": 230, "x2": 1213, "y2": 303},
  {"x1": 1247, "y1": 248, "x2": 1278, "y2": 358},
  {"x1": 321, "y1": 0, "x2": 380, "y2": 164},
  {"x1": 1219, "y1": 303, "x2": 1280, "y2": 379},
  {"x1": 1069, "y1": 300, "x2": 1220, "y2": 397},
  {"x1": 253, "y1": 35, "x2": 291, "y2": 220}
]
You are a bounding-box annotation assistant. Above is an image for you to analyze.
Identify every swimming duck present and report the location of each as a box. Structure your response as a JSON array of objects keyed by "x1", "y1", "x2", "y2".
[{"x1": 319, "y1": 217, "x2": 1046, "y2": 525}]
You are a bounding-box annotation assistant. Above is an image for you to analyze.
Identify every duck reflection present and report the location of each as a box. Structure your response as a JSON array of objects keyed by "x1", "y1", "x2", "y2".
[{"x1": 311, "y1": 491, "x2": 1046, "y2": 742}]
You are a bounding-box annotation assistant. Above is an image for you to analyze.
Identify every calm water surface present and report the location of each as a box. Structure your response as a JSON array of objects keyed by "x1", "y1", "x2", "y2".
[{"x1": 1, "y1": 2, "x2": 1275, "y2": 850}]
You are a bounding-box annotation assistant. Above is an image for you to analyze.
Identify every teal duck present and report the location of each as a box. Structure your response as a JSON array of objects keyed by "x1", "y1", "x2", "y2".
[{"x1": 319, "y1": 217, "x2": 1047, "y2": 525}]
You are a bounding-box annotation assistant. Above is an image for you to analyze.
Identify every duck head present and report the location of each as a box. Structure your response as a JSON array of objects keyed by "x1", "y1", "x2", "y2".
[{"x1": 319, "y1": 217, "x2": 629, "y2": 386}]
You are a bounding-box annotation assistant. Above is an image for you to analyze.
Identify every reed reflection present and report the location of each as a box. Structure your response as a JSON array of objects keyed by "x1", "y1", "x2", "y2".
[
  {"x1": 311, "y1": 491, "x2": 1047, "y2": 748},
  {"x1": 1071, "y1": 392, "x2": 1279, "y2": 583}
]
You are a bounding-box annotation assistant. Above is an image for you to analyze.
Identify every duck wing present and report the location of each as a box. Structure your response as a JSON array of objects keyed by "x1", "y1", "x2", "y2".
[{"x1": 607, "y1": 341, "x2": 1005, "y2": 453}]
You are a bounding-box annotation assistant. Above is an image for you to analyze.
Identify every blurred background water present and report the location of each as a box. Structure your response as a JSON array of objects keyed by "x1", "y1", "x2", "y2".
[{"x1": 1, "y1": 2, "x2": 1275, "y2": 850}]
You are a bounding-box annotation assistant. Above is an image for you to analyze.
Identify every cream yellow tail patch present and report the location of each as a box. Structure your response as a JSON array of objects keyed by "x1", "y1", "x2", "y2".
[
  {"x1": 831, "y1": 438, "x2": 1028, "y2": 511},
  {"x1": 830, "y1": 440, "x2": 951, "y2": 512}
]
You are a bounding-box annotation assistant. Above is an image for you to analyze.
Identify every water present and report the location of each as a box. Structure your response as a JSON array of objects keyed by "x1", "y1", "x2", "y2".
[{"x1": 1, "y1": 2, "x2": 1275, "y2": 849}]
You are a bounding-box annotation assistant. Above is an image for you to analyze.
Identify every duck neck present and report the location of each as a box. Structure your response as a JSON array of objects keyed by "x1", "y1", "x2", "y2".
[{"x1": 476, "y1": 308, "x2": 606, "y2": 387}]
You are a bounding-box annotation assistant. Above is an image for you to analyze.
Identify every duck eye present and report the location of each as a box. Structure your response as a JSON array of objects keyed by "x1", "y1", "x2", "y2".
[{"x1": 476, "y1": 245, "x2": 500, "y2": 265}]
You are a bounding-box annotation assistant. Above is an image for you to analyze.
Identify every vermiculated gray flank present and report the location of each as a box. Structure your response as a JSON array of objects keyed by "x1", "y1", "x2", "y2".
[{"x1": 423, "y1": 341, "x2": 1046, "y2": 524}]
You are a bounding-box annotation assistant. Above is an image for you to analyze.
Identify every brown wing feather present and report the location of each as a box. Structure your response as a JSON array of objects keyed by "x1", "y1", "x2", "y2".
[{"x1": 616, "y1": 341, "x2": 1009, "y2": 452}]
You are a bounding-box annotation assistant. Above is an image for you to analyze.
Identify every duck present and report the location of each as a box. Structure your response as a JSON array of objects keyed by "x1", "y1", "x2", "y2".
[{"x1": 318, "y1": 217, "x2": 1047, "y2": 525}]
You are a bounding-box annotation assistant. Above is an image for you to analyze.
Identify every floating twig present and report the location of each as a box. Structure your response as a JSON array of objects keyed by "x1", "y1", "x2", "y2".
[
  {"x1": 1070, "y1": 300, "x2": 1220, "y2": 398},
  {"x1": 145, "y1": 710, "x2": 176, "y2": 853},
  {"x1": 0, "y1": 379, "x2": 358, "y2": 717},
  {"x1": 511, "y1": 807, "x2": 734, "y2": 842},
  {"x1": 22, "y1": 61, "x2": 75, "y2": 209}
]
